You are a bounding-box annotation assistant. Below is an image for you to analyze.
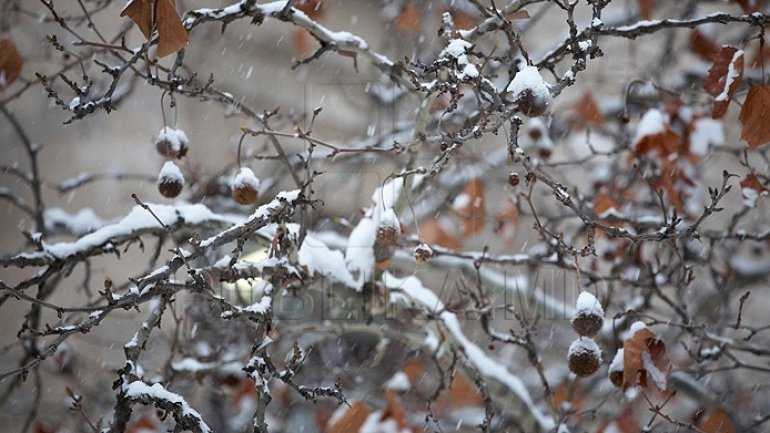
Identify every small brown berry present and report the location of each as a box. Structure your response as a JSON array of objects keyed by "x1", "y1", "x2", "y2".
[
  {"x1": 568, "y1": 338, "x2": 601, "y2": 377},
  {"x1": 157, "y1": 161, "x2": 184, "y2": 198},
  {"x1": 508, "y1": 173, "x2": 520, "y2": 187},
  {"x1": 608, "y1": 349, "x2": 624, "y2": 387}
]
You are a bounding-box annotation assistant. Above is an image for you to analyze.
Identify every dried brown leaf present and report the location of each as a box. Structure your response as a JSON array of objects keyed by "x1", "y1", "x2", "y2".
[
  {"x1": 637, "y1": 0, "x2": 653, "y2": 19},
  {"x1": 0, "y1": 38, "x2": 23, "y2": 90},
  {"x1": 740, "y1": 84, "x2": 770, "y2": 148},
  {"x1": 395, "y1": 4, "x2": 421, "y2": 33},
  {"x1": 121, "y1": 0, "x2": 189, "y2": 58},
  {"x1": 120, "y1": 0, "x2": 153, "y2": 38},
  {"x1": 574, "y1": 92, "x2": 604, "y2": 126},
  {"x1": 156, "y1": 0, "x2": 189, "y2": 58},
  {"x1": 696, "y1": 407, "x2": 735, "y2": 433},
  {"x1": 622, "y1": 326, "x2": 671, "y2": 391},
  {"x1": 704, "y1": 46, "x2": 744, "y2": 118},
  {"x1": 688, "y1": 30, "x2": 719, "y2": 61},
  {"x1": 325, "y1": 400, "x2": 371, "y2": 433}
]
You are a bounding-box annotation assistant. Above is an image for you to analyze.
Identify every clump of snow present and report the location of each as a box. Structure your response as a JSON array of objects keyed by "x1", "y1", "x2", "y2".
[
  {"x1": 379, "y1": 208, "x2": 400, "y2": 230},
  {"x1": 45, "y1": 207, "x2": 107, "y2": 235},
  {"x1": 568, "y1": 337, "x2": 601, "y2": 358},
  {"x1": 440, "y1": 39, "x2": 473, "y2": 64},
  {"x1": 627, "y1": 321, "x2": 648, "y2": 339},
  {"x1": 158, "y1": 161, "x2": 184, "y2": 184},
  {"x1": 689, "y1": 118, "x2": 724, "y2": 156},
  {"x1": 123, "y1": 381, "x2": 211, "y2": 433},
  {"x1": 575, "y1": 291, "x2": 604, "y2": 318},
  {"x1": 384, "y1": 371, "x2": 411, "y2": 391},
  {"x1": 155, "y1": 127, "x2": 189, "y2": 157},
  {"x1": 715, "y1": 49, "x2": 744, "y2": 102},
  {"x1": 232, "y1": 167, "x2": 259, "y2": 190},
  {"x1": 641, "y1": 351, "x2": 667, "y2": 390},
  {"x1": 633, "y1": 109, "x2": 666, "y2": 144},
  {"x1": 299, "y1": 234, "x2": 358, "y2": 288},
  {"x1": 506, "y1": 66, "x2": 550, "y2": 103},
  {"x1": 609, "y1": 348, "x2": 624, "y2": 374},
  {"x1": 37, "y1": 202, "x2": 236, "y2": 260}
]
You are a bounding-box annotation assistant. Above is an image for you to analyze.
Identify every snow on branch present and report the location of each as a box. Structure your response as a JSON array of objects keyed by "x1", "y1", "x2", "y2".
[{"x1": 383, "y1": 272, "x2": 556, "y2": 431}]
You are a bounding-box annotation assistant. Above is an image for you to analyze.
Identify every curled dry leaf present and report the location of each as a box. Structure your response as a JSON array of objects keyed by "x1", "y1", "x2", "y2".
[
  {"x1": 696, "y1": 407, "x2": 735, "y2": 433},
  {"x1": 704, "y1": 46, "x2": 744, "y2": 119},
  {"x1": 739, "y1": 84, "x2": 770, "y2": 148},
  {"x1": 121, "y1": 0, "x2": 189, "y2": 58},
  {"x1": 622, "y1": 325, "x2": 672, "y2": 391},
  {"x1": 574, "y1": 92, "x2": 604, "y2": 127},
  {"x1": 325, "y1": 400, "x2": 371, "y2": 433},
  {"x1": 0, "y1": 38, "x2": 22, "y2": 90},
  {"x1": 688, "y1": 30, "x2": 719, "y2": 61}
]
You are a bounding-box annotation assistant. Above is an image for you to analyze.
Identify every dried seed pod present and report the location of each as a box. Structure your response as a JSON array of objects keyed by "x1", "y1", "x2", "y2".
[
  {"x1": 154, "y1": 127, "x2": 189, "y2": 159},
  {"x1": 231, "y1": 167, "x2": 259, "y2": 205},
  {"x1": 608, "y1": 349, "x2": 624, "y2": 387},
  {"x1": 414, "y1": 243, "x2": 433, "y2": 263},
  {"x1": 508, "y1": 173, "x2": 520, "y2": 187},
  {"x1": 571, "y1": 291, "x2": 604, "y2": 337},
  {"x1": 157, "y1": 161, "x2": 184, "y2": 198},
  {"x1": 568, "y1": 337, "x2": 601, "y2": 377}
]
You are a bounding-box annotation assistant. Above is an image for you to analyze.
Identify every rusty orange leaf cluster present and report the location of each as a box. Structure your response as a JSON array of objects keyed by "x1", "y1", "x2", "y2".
[
  {"x1": 121, "y1": 0, "x2": 189, "y2": 58},
  {"x1": 740, "y1": 84, "x2": 770, "y2": 148},
  {"x1": 0, "y1": 38, "x2": 22, "y2": 91},
  {"x1": 704, "y1": 46, "x2": 744, "y2": 118}
]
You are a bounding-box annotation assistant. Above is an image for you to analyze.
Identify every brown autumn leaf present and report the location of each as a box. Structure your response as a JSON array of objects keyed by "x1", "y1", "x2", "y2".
[
  {"x1": 653, "y1": 159, "x2": 695, "y2": 214},
  {"x1": 449, "y1": 10, "x2": 479, "y2": 30},
  {"x1": 596, "y1": 410, "x2": 641, "y2": 433},
  {"x1": 126, "y1": 414, "x2": 159, "y2": 433},
  {"x1": 0, "y1": 38, "x2": 23, "y2": 91},
  {"x1": 452, "y1": 178, "x2": 486, "y2": 238},
  {"x1": 740, "y1": 84, "x2": 770, "y2": 148},
  {"x1": 292, "y1": 29, "x2": 313, "y2": 58},
  {"x1": 704, "y1": 46, "x2": 744, "y2": 118},
  {"x1": 121, "y1": 0, "x2": 189, "y2": 58},
  {"x1": 635, "y1": 126, "x2": 680, "y2": 158},
  {"x1": 508, "y1": 10, "x2": 530, "y2": 20},
  {"x1": 574, "y1": 92, "x2": 604, "y2": 126},
  {"x1": 696, "y1": 407, "x2": 736, "y2": 433},
  {"x1": 622, "y1": 325, "x2": 672, "y2": 391},
  {"x1": 325, "y1": 400, "x2": 371, "y2": 433},
  {"x1": 551, "y1": 382, "x2": 584, "y2": 415},
  {"x1": 731, "y1": 0, "x2": 761, "y2": 13},
  {"x1": 688, "y1": 30, "x2": 719, "y2": 61},
  {"x1": 418, "y1": 217, "x2": 461, "y2": 249},
  {"x1": 593, "y1": 194, "x2": 622, "y2": 222},
  {"x1": 294, "y1": 0, "x2": 324, "y2": 20},
  {"x1": 380, "y1": 388, "x2": 409, "y2": 429},
  {"x1": 395, "y1": 4, "x2": 421, "y2": 33},
  {"x1": 637, "y1": 0, "x2": 653, "y2": 19},
  {"x1": 739, "y1": 172, "x2": 768, "y2": 207}
]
